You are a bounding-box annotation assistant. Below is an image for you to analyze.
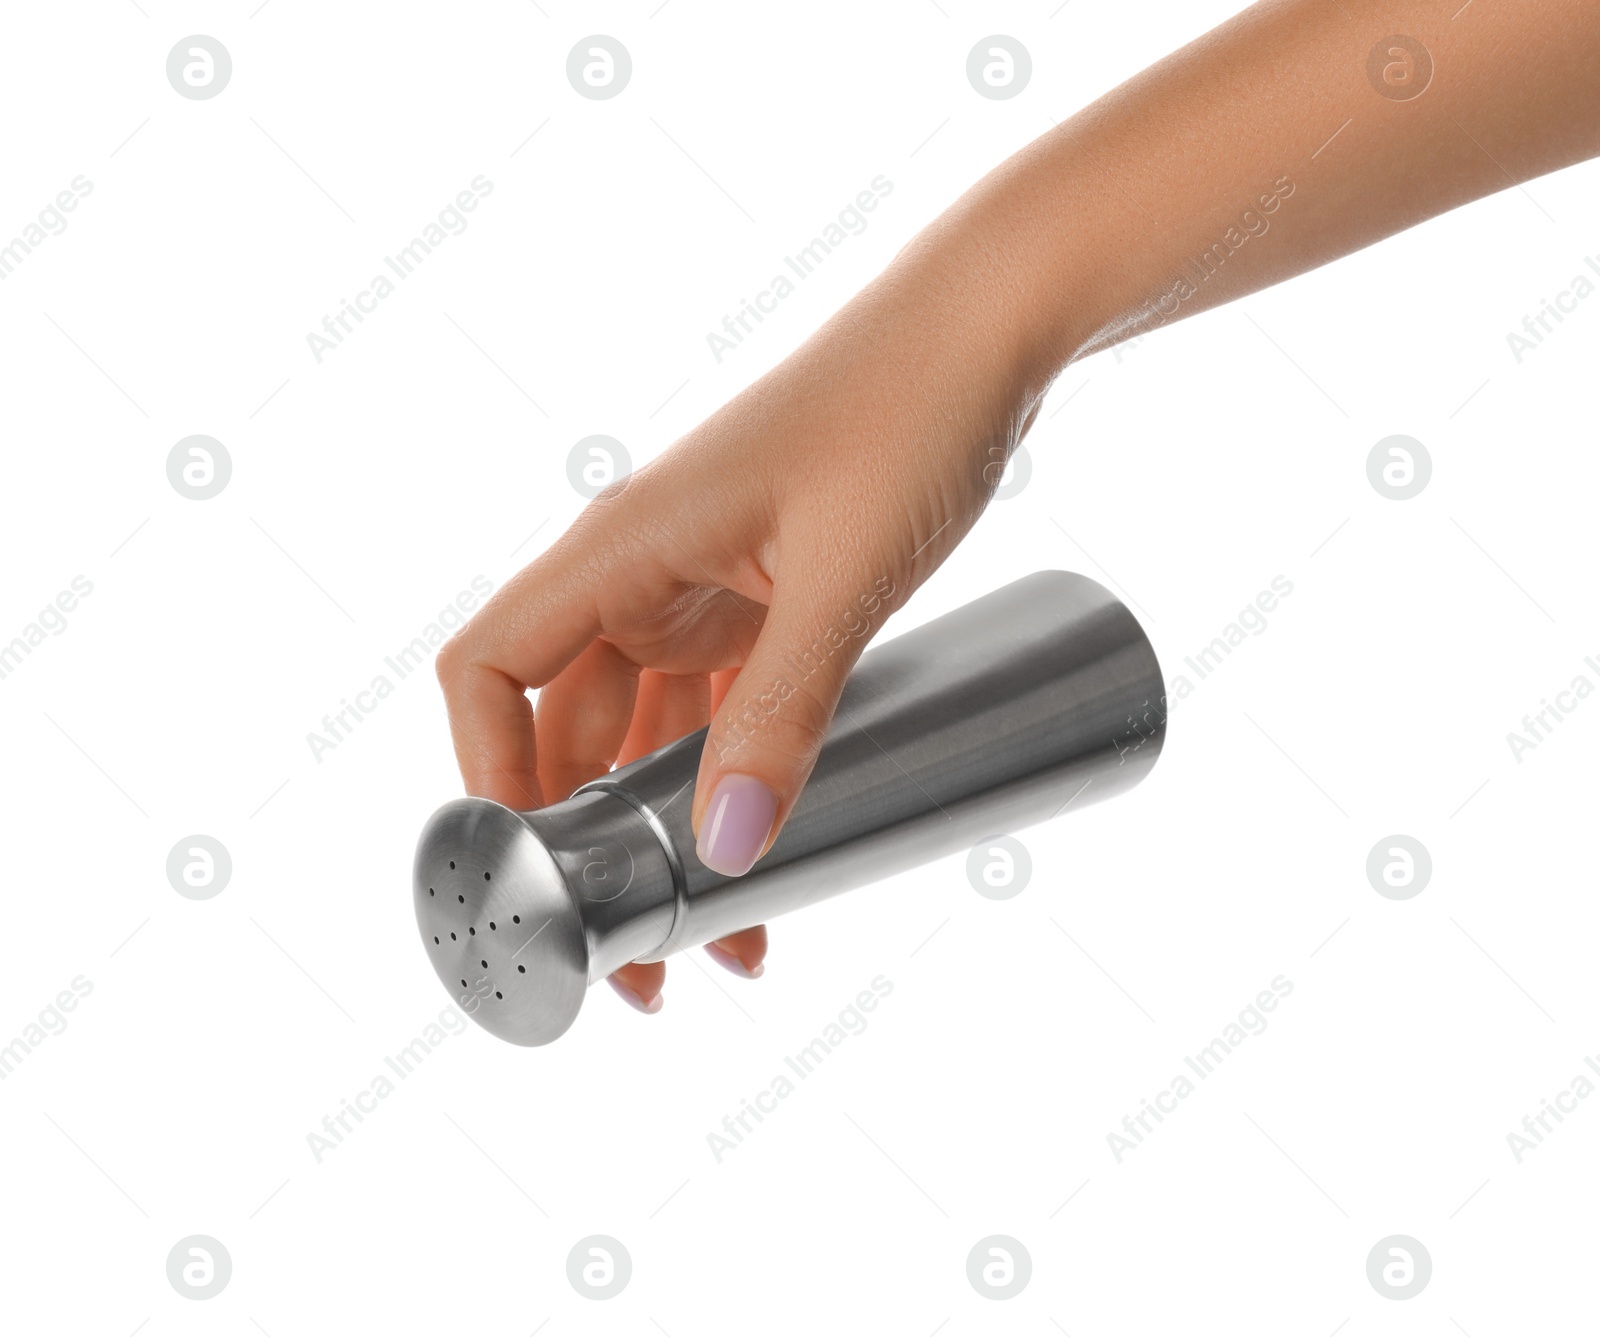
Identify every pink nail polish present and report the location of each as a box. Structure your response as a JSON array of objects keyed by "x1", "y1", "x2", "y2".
[
  {"x1": 607, "y1": 976, "x2": 663, "y2": 1014},
  {"x1": 696, "y1": 773, "x2": 778, "y2": 877}
]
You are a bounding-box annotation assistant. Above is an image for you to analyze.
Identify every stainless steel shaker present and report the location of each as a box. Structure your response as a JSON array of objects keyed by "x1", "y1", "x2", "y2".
[{"x1": 412, "y1": 570, "x2": 1166, "y2": 1045}]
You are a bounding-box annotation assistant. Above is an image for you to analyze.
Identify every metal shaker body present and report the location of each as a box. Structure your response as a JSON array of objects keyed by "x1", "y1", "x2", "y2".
[{"x1": 413, "y1": 571, "x2": 1166, "y2": 1045}]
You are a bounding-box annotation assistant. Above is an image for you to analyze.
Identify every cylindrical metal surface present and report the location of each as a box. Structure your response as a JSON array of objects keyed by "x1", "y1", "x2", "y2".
[
  {"x1": 413, "y1": 571, "x2": 1165, "y2": 1045},
  {"x1": 578, "y1": 568, "x2": 1164, "y2": 955}
]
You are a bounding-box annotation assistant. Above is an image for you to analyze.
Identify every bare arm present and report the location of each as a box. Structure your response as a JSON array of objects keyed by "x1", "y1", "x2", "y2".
[
  {"x1": 896, "y1": 0, "x2": 1600, "y2": 389},
  {"x1": 439, "y1": 0, "x2": 1600, "y2": 1012}
]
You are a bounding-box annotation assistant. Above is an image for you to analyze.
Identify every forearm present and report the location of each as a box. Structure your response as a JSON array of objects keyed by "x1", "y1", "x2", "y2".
[{"x1": 888, "y1": 0, "x2": 1600, "y2": 401}]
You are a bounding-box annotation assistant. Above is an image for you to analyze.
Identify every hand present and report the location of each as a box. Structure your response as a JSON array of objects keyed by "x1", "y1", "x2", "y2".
[{"x1": 435, "y1": 231, "x2": 1039, "y2": 1014}]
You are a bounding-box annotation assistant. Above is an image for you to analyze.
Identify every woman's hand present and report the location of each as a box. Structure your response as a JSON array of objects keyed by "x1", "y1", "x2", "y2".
[{"x1": 435, "y1": 231, "x2": 1042, "y2": 1013}]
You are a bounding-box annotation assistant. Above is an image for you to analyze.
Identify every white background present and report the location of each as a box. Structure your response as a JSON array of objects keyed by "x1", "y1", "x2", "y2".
[{"x1": 2, "y1": 1, "x2": 1596, "y2": 1332}]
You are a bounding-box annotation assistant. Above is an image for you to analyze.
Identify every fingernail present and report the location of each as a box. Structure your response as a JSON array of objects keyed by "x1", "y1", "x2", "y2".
[
  {"x1": 607, "y1": 976, "x2": 663, "y2": 1014},
  {"x1": 705, "y1": 941, "x2": 766, "y2": 979},
  {"x1": 696, "y1": 773, "x2": 778, "y2": 877}
]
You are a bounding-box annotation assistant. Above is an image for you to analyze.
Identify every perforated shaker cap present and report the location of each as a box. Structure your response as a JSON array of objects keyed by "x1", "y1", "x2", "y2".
[{"x1": 412, "y1": 798, "x2": 590, "y2": 1046}]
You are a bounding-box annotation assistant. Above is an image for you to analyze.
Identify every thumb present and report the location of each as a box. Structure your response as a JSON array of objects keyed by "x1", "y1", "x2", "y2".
[{"x1": 691, "y1": 582, "x2": 889, "y2": 876}]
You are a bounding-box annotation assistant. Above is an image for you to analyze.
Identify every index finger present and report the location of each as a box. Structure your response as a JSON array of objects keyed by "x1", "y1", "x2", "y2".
[{"x1": 434, "y1": 558, "x2": 602, "y2": 810}]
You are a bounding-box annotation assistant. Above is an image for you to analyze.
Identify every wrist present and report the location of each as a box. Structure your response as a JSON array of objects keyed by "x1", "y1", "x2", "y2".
[{"x1": 875, "y1": 167, "x2": 1127, "y2": 447}]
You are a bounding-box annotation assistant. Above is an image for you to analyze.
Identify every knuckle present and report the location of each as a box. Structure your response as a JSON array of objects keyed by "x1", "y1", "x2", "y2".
[
  {"x1": 434, "y1": 633, "x2": 468, "y2": 691},
  {"x1": 764, "y1": 707, "x2": 830, "y2": 764},
  {"x1": 711, "y1": 678, "x2": 832, "y2": 771}
]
